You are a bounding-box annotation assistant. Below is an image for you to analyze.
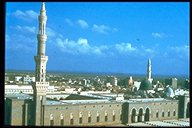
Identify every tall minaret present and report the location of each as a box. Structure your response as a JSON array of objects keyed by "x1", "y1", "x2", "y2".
[
  {"x1": 33, "y1": 2, "x2": 49, "y2": 126},
  {"x1": 146, "y1": 58, "x2": 153, "y2": 84}
]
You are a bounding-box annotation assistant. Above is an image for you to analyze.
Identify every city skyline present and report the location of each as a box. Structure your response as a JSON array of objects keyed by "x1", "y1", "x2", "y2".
[{"x1": 5, "y1": 2, "x2": 189, "y2": 76}]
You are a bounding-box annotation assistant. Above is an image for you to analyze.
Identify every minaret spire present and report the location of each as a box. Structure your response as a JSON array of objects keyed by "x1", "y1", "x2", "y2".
[
  {"x1": 41, "y1": 2, "x2": 45, "y2": 11},
  {"x1": 147, "y1": 58, "x2": 153, "y2": 83},
  {"x1": 147, "y1": 59, "x2": 151, "y2": 79}
]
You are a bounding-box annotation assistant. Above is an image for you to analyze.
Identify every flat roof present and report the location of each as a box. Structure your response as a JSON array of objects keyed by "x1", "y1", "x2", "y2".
[
  {"x1": 125, "y1": 98, "x2": 177, "y2": 103},
  {"x1": 5, "y1": 93, "x2": 33, "y2": 100},
  {"x1": 45, "y1": 99, "x2": 121, "y2": 105}
]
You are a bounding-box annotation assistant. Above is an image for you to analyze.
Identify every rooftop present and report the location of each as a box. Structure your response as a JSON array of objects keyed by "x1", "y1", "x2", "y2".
[{"x1": 5, "y1": 93, "x2": 33, "y2": 100}]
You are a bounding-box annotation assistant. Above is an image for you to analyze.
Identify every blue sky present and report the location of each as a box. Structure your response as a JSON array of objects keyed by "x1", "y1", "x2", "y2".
[{"x1": 5, "y1": 2, "x2": 189, "y2": 76}]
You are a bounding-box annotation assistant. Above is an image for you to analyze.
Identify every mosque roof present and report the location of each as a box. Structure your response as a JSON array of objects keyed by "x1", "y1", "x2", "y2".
[
  {"x1": 65, "y1": 94, "x2": 102, "y2": 100},
  {"x1": 139, "y1": 79, "x2": 153, "y2": 90}
]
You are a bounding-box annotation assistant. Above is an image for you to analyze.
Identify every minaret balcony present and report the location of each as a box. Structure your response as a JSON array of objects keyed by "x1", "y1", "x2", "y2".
[
  {"x1": 37, "y1": 34, "x2": 47, "y2": 39},
  {"x1": 34, "y1": 55, "x2": 48, "y2": 63}
]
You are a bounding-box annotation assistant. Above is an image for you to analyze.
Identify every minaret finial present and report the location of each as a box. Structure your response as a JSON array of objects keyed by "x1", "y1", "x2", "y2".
[{"x1": 41, "y1": 2, "x2": 45, "y2": 11}]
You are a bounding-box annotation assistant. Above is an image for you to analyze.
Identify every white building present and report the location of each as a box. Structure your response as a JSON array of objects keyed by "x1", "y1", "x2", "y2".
[
  {"x1": 5, "y1": 85, "x2": 56, "y2": 94},
  {"x1": 133, "y1": 81, "x2": 141, "y2": 91},
  {"x1": 23, "y1": 75, "x2": 35, "y2": 84},
  {"x1": 15, "y1": 76, "x2": 22, "y2": 82}
]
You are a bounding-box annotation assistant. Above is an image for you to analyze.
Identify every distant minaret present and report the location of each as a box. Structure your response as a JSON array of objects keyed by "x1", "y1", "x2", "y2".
[
  {"x1": 147, "y1": 59, "x2": 153, "y2": 84},
  {"x1": 33, "y1": 2, "x2": 49, "y2": 126}
]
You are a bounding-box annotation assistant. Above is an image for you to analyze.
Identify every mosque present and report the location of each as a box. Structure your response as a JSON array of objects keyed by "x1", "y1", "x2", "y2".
[{"x1": 5, "y1": 3, "x2": 189, "y2": 126}]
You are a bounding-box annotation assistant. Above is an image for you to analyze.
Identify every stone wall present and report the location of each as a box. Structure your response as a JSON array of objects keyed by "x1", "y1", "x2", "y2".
[{"x1": 43, "y1": 102, "x2": 123, "y2": 126}]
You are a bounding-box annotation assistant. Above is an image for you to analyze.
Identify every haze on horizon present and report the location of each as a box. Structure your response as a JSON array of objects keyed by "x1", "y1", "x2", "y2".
[{"x1": 5, "y1": 2, "x2": 189, "y2": 76}]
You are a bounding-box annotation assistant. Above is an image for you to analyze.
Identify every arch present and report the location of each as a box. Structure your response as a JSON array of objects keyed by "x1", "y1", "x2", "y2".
[
  {"x1": 138, "y1": 108, "x2": 143, "y2": 122},
  {"x1": 173, "y1": 109, "x2": 176, "y2": 116},
  {"x1": 162, "y1": 111, "x2": 165, "y2": 117},
  {"x1": 131, "y1": 108, "x2": 136, "y2": 123},
  {"x1": 96, "y1": 111, "x2": 100, "y2": 122},
  {"x1": 130, "y1": 107, "x2": 137, "y2": 115},
  {"x1": 144, "y1": 107, "x2": 151, "y2": 114},
  {"x1": 60, "y1": 114, "x2": 64, "y2": 126},
  {"x1": 50, "y1": 114, "x2": 54, "y2": 126},
  {"x1": 186, "y1": 102, "x2": 189, "y2": 118},
  {"x1": 144, "y1": 108, "x2": 150, "y2": 121},
  {"x1": 168, "y1": 109, "x2": 170, "y2": 117}
]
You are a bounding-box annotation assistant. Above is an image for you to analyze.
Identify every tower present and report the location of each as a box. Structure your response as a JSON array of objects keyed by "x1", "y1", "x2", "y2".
[
  {"x1": 32, "y1": 2, "x2": 49, "y2": 125},
  {"x1": 146, "y1": 59, "x2": 153, "y2": 84}
]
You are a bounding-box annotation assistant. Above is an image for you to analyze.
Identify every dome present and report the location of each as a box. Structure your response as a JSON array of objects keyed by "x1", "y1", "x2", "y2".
[
  {"x1": 139, "y1": 79, "x2": 153, "y2": 90},
  {"x1": 165, "y1": 86, "x2": 175, "y2": 97}
]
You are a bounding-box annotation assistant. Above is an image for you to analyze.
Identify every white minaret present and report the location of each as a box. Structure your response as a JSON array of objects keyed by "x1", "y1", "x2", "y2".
[
  {"x1": 33, "y1": 2, "x2": 49, "y2": 126},
  {"x1": 35, "y1": 2, "x2": 48, "y2": 83},
  {"x1": 147, "y1": 58, "x2": 153, "y2": 84}
]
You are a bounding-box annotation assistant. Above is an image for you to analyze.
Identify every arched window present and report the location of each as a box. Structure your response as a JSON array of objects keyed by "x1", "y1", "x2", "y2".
[
  {"x1": 79, "y1": 117, "x2": 82, "y2": 124},
  {"x1": 97, "y1": 116, "x2": 100, "y2": 122},
  {"x1": 96, "y1": 111, "x2": 100, "y2": 122},
  {"x1": 145, "y1": 108, "x2": 150, "y2": 121},
  {"x1": 162, "y1": 112, "x2": 164, "y2": 117},
  {"x1": 138, "y1": 108, "x2": 143, "y2": 122},
  {"x1": 70, "y1": 119, "x2": 74, "y2": 125},
  {"x1": 79, "y1": 112, "x2": 83, "y2": 124},
  {"x1": 105, "y1": 111, "x2": 108, "y2": 122},
  {"x1": 112, "y1": 110, "x2": 116, "y2": 121},
  {"x1": 156, "y1": 112, "x2": 159, "y2": 118},
  {"x1": 88, "y1": 111, "x2": 91, "y2": 123},
  {"x1": 50, "y1": 114, "x2": 54, "y2": 126},
  {"x1": 173, "y1": 110, "x2": 176, "y2": 116},
  {"x1": 70, "y1": 113, "x2": 74, "y2": 125},
  {"x1": 131, "y1": 109, "x2": 136, "y2": 123},
  {"x1": 105, "y1": 115, "x2": 108, "y2": 122},
  {"x1": 168, "y1": 110, "x2": 170, "y2": 117},
  {"x1": 113, "y1": 115, "x2": 116, "y2": 121},
  {"x1": 60, "y1": 114, "x2": 64, "y2": 126},
  {"x1": 88, "y1": 117, "x2": 91, "y2": 123}
]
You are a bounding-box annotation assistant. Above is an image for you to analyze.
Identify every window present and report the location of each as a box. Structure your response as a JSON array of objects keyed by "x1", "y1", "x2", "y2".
[
  {"x1": 173, "y1": 111, "x2": 176, "y2": 116},
  {"x1": 113, "y1": 115, "x2": 116, "y2": 121},
  {"x1": 162, "y1": 112, "x2": 164, "y2": 117},
  {"x1": 168, "y1": 111, "x2": 170, "y2": 117},
  {"x1": 88, "y1": 117, "x2": 91, "y2": 123},
  {"x1": 79, "y1": 117, "x2": 82, "y2": 124},
  {"x1": 60, "y1": 114, "x2": 64, "y2": 126},
  {"x1": 156, "y1": 112, "x2": 159, "y2": 118},
  {"x1": 70, "y1": 119, "x2": 74, "y2": 125},
  {"x1": 105, "y1": 116, "x2": 108, "y2": 122},
  {"x1": 50, "y1": 114, "x2": 54, "y2": 126},
  {"x1": 50, "y1": 120, "x2": 54, "y2": 126},
  {"x1": 97, "y1": 116, "x2": 100, "y2": 122},
  {"x1": 60, "y1": 119, "x2": 64, "y2": 126}
]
